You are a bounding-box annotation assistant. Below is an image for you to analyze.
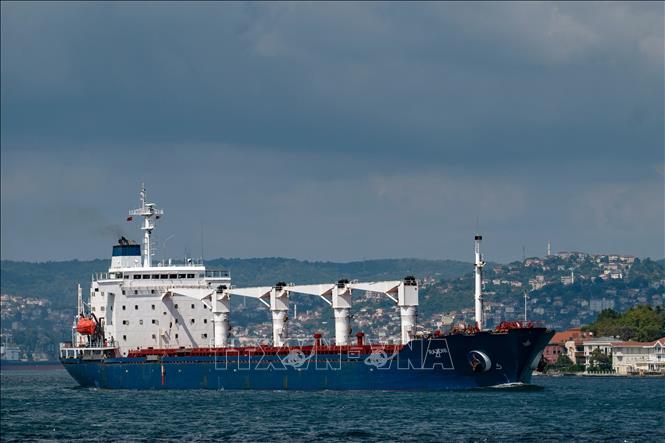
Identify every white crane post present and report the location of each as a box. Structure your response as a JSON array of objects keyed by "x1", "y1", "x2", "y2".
[
  {"x1": 225, "y1": 286, "x2": 288, "y2": 346},
  {"x1": 398, "y1": 276, "x2": 419, "y2": 344},
  {"x1": 270, "y1": 283, "x2": 289, "y2": 347},
  {"x1": 474, "y1": 235, "x2": 485, "y2": 330},
  {"x1": 282, "y1": 283, "x2": 353, "y2": 346},
  {"x1": 348, "y1": 280, "x2": 417, "y2": 345},
  {"x1": 212, "y1": 286, "x2": 230, "y2": 348},
  {"x1": 332, "y1": 280, "x2": 352, "y2": 346}
]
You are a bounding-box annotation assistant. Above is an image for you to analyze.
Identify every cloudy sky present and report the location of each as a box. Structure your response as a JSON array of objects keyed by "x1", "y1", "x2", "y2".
[{"x1": 1, "y1": 2, "x2": 663, "y2": 263}]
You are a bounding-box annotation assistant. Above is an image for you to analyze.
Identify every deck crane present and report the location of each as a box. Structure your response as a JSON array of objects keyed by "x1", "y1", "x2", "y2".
[
  {"x1": 221, "y1": 283, "x2": 290, "y2": 347},
  {"x1": 348, "y1": 276, "x2": 419, "y2": 345},
  {"x1": 283, "y1": 280, "x2": 353, "y2": 346}
]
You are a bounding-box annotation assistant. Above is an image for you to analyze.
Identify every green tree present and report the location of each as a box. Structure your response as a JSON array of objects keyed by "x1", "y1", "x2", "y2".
[{"x1": 588, "y1": 348, "x2": 613, "y2": 372}]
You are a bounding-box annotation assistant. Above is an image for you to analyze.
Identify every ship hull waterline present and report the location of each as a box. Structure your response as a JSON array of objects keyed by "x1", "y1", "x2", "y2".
[{"x1": 61, "y1": 328, "x2": 553, "y2": 390}]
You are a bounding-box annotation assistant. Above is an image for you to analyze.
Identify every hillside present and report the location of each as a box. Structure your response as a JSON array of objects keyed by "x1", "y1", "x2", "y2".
[
  {"x1": 1, "y1": 257, "x2": 469, "y2": 307},
  {"x1": 2, "y1": 253, "x2": 663, "y2": 360}
]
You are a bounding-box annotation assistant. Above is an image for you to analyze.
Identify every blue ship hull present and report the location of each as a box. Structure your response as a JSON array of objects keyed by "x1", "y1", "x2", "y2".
[{"x1": 61, "y1": 328, "x2": 553, "y2": 390}]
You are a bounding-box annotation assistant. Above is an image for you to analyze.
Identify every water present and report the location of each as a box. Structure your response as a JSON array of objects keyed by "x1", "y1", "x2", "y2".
[{"x1": 1, "y1": 370, "x2": 664, "y2": 442}]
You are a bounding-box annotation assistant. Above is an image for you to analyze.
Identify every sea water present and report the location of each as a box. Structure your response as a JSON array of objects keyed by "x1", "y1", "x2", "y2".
[{"x1": 1, "y1": 369, "x2": 663, "y2": 442}]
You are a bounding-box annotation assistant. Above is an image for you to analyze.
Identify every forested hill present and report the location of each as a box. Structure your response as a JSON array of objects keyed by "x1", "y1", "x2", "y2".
[{"x1": 0, "y1": 257, "x2": 471, "y2": 308}]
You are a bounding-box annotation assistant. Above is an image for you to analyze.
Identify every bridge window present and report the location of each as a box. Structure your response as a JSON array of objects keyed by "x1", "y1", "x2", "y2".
[
  {"x1": 152, "y1": 275, "x2": 159, "y2": 279},
  {"x1": 160, "y1": 274, "x2": 168, "y2": 279},
  {"x1": 178, "y1": 274, "x2": 186, "y2": 279},
  {"x1": 133, "y1": 275, "x2": 141, "y2": 279},
  {"x1": 142, "y1": 275, "x2": 150, "y2": 279},
  {"x1": 169, "y1": 274, "x2": 177, "y2": 279},
  {"x1": 187, "y1": 274, "x2": 195, "y2": 278}
]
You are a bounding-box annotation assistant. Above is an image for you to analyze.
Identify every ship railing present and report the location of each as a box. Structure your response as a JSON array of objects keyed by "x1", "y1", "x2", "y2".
[
  {"x1": 93, "y1": 269, "x2": 230, "y2": 282},
  {"x1": 59, "y1": 342, "x2": 118, "y2": 359}
]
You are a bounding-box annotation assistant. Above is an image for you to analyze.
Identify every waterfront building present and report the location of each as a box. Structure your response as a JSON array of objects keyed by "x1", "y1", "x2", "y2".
[
  {"x1": 544, "y1": 329, "x2": 586, "y2": 364},
  {"x1": 611, "y1": 338, "x2": 665, "y2": 375},
  {"x1": 548, "y1": 328, "x2": 593, "y2": 365},
  {"x1": 582, "y1": 337, "x2": 615, "y2": 369}
]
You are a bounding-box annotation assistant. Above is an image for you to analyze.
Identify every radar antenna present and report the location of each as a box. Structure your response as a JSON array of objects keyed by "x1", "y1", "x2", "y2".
[{"x1": 128, "y1": 184, "x2": 164, "y2": 267}]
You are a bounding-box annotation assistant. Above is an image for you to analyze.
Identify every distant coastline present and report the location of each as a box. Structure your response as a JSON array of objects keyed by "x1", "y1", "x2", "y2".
[{"x1": 0, "y1": 360, "x2": 62, "y2": 370}]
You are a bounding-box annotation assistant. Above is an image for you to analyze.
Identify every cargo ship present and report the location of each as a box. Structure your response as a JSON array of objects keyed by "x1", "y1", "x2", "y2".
[{"x1": 59, "y1": 186, "x2": 553, "y2": 390}]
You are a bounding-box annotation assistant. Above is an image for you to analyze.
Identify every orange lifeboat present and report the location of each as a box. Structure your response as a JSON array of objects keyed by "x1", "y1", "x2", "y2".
[{"x1": 76, "y1": 317, "x2": 97, "y2": 335}]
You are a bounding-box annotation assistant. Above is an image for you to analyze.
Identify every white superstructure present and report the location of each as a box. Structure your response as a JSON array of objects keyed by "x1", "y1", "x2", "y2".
[{"x1": 85, "y1": 187, "x2": 230, "y2": 356}]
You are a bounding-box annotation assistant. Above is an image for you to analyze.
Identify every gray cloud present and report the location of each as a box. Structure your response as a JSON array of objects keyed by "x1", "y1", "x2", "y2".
[{"x1": 1, "y1": 2, "x2": 663, "y2": 262}]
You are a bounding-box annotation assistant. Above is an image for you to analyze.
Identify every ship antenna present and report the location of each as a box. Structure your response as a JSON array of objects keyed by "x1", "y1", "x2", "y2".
[{"x1": 128, "y1": 184, "x2": 164, "y2": 268}]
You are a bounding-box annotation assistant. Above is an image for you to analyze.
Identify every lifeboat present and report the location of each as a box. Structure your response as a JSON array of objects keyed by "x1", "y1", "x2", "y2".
[{"x1": 76, "y1": 317, "x2": 97, "y2": 335}]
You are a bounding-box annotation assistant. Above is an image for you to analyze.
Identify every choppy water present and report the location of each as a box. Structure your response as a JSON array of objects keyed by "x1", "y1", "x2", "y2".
[{"x1": 1, "y1": 369, "x2": 664, "y2": 442}]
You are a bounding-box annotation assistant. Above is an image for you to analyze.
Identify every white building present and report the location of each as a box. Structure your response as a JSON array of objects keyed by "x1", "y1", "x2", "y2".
[
  {"x1": 582, "y1": 337, "x2": 615, "y2": 369},
  {"x1": 612, "y1": 338, "x2": 665, "y2": 375}
]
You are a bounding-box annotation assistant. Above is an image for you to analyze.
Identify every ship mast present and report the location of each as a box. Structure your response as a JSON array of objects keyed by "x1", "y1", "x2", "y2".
[
  {"x1": 129, "y1": 184, "x2": 163, "y2": 268},
  {"x1": 474, "y1": 235, "x2": 485, "y2": 330}
]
